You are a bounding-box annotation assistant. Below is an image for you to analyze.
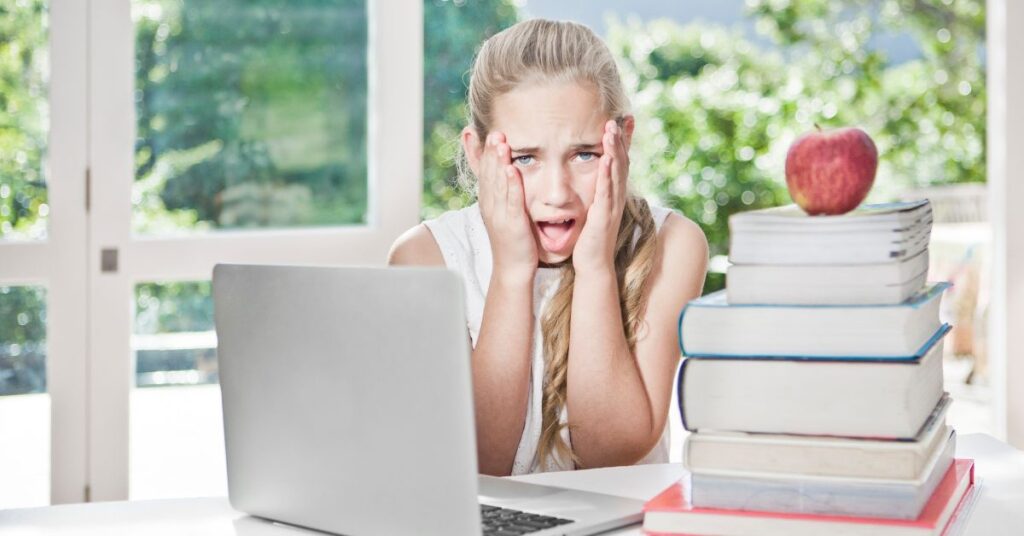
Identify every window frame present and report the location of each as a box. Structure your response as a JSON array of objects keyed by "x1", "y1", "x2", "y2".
[{"x1": 987, "y1": 0, "x2": 1024, "y2": 449}]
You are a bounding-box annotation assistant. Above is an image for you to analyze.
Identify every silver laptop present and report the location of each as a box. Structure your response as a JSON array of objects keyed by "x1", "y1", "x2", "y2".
[{"x1": 213, "y1": 264, "x2": 645, "y2": 536}]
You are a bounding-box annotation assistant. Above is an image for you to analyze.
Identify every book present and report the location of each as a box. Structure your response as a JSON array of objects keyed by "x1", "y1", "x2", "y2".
[
  {"x1": 683, "y1": 396, "x2": 951, "y2": 480},
  {"x1": 729, "y1": 199, "x2": 932, "y2": 230},
  {"x1": 728, "y1": 200, "x2": 933, "y2": 265},
  {"x1": 726, "y1": 249, "x2": 929, "y2": 305},
  {"x1": 642, "y1": 459, "x2": 975, "y2": 536},
  {"x1": 678, "y1": 282, "x2": 949, "y2": 360},
  {"x1": 729, "y1": 225, "x2": 930, "y2": 265},
  {"x1": 689, "y1": 430, "x2": 955, "y2": 520},
  {"x1": 678, "y1": 338, "x2": 946, "y2": 438}
]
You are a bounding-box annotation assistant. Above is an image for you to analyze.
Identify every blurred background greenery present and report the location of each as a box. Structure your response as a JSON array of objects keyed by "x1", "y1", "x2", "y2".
[{"x1": 1, "y1": 0, "x2": 986, "y2": 394}]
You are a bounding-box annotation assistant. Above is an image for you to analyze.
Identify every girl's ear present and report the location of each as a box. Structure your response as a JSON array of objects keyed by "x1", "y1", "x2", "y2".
[
  {"x1": 620, "y1": 115, "x2": 636, "y2": 151},
  {"x1": 461, "y1": 126, "x2": 484, "y2": 177}
]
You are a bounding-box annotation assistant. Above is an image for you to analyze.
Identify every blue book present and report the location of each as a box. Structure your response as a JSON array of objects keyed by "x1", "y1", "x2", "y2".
[{"x1": 678, "y1": 282, "x2": 950, "y2": 361}]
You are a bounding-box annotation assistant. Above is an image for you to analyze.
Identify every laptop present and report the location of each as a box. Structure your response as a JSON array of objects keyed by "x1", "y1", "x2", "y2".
[{"x1": 213, "y1": 263, "x2": 645, "y2": 536}]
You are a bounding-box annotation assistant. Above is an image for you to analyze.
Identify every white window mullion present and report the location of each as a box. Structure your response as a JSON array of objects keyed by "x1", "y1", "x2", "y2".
[
  {"x1": 47, "y1": 0, "x2": 90, "y2": 505},
  {"x1": 368, "y1": 0, "x2": 423, "y2": 242},
  {"x1": 87, "y1": 0, "x2": 135, "y2": 502}
]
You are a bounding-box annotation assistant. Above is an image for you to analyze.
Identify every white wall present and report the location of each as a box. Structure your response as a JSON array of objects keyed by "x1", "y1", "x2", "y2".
[{"x1": 987, "y1": 0, "x2": 1024, "y2": 448}]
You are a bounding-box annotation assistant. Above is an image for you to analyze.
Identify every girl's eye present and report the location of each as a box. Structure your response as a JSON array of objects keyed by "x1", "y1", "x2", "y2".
[
  {"x1": 576, "y1": 152, "x2": 598, "y2": 162},
  {"x1": 513, "y1": 155, "x2": 535, "y2": 166}
]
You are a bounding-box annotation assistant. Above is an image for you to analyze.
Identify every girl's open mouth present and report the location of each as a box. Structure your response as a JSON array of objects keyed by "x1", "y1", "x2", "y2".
[{"x1": 536, "y1": 218, "x2": 577, "y2": 253}]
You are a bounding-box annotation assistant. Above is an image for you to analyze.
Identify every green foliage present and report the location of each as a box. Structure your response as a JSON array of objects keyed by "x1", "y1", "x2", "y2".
[
  {"x1": 134, "y1": 0, "x2": 369, "y2": 231},
  {"x1": 0, "y1": 0, "x2": 47, "y2": 239},
  {"x1": 604, "y1": 0, "x2": 985, "y2": 293},
  {"x1": 610, "y1": 22, "x2": 793, "y2": 276},
  {"x1": 0, "y1": 286, "x2": 46, "y2": 395},
  {"x1": 135, "y1": 281, "x2": 213, "y2": 334},
  {"x1": 421, "y1": 0, "x2": 518, "y2": 219}
]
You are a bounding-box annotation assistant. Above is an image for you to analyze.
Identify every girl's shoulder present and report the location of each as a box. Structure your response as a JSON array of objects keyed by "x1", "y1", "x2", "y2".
[
  {"x1": 654, "y1": 208, "x2": 708, "y2": 272},
  {"x1": 648, "y1": 204, "x2": 674, "y2": 231},
  {"x1": 419, "y1": 203, "x2": 490, "y2": 270},
  {"x1": 387, "y1": 223, "x2": 445, "y2": 266},
  {"x1": 423, "y1": 203, "x2": 482, "y2": 234}
]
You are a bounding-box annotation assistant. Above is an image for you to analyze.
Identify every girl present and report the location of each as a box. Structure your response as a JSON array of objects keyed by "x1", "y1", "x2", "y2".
[{"x1": 389, "y1": 19, "x2": 708, "y2": 476}]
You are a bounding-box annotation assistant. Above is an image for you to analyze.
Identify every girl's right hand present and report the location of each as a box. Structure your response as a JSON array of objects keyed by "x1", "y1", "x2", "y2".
[{"x1": 477, "y1": 132, "x2": 538, "y2": 285}]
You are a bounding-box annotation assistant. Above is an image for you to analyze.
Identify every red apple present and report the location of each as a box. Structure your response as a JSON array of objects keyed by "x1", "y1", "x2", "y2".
[{"x1": 785, "y1": 126, "x2": 878, "y2": 215}]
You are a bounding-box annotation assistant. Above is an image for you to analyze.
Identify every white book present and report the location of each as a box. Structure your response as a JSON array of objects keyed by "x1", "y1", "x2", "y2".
[
  {"x1": 726, "y1": 249, "x2": 929, "y2": 305},
  {"x1": 728, "y1": 200, "x2": 933, "y2": 265},
  {"x1": 679, "y1": 336, "x2": 947, "y2": 438},
  {"x1": 684, "y1": 395, "x2": 950, "y2": 480},
  {"x1": 729, "y1": 199, "x2": 932, "y2": 232},
  {"x1": 729, "y1": 224, "x2": 930, "y2": 265},
  {"x1": 690, "y1": 430, "x2": 956, "y2": 520}
]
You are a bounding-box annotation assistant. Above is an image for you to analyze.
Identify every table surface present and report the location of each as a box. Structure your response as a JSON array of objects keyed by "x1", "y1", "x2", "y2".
[{"x1": 2, "y1": 433, "x2": 1022, "y2": 535}]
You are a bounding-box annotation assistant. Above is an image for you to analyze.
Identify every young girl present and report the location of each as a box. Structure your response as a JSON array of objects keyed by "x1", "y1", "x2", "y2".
[{"x1": 389, "y1": 19, "x2": 708, "y2": 476}]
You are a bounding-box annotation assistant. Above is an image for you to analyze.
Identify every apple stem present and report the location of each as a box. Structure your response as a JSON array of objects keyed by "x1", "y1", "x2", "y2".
[{"x1": 814, "y1": 123, "x2": 822, "y2": 132}]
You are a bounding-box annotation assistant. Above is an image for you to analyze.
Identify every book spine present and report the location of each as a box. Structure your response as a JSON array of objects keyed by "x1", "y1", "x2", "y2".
[
  {"x1": 676, "y1": 323, "x2": 951, "y2": 362},
  {"x1": 677, "y1": 357, "x2": 692, "y2": 431},
  {"x1": 677, "y1": 301, "x2": 692, "y2": 356}
]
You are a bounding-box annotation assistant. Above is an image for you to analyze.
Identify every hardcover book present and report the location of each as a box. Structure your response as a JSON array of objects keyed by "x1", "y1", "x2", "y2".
[
  {"x1": 689, "y1": 430, "x2": 956, "y2": 520},
  {"x1": 642, "y1": 459, "x2": 975, "y2": 536},
  {"x1": 683, "y1": 396, "x2": 951, "y2": 480},
  {"x1": 678, "y1": 336, "x2": 947, "y2": 438},
  {"x1": 678, "y1": 282, "x2": 949, "y2": 360}
]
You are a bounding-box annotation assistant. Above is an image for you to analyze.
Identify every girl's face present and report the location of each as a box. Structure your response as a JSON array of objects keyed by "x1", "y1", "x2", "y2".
[{"x1": 485, "y1": 81, "x2": 633, "y2": 264}]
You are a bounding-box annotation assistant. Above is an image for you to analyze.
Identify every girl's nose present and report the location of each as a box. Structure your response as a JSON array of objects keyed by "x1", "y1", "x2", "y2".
[{"x1": 541, "y1": 164, "x2": 573, "y2": 207}]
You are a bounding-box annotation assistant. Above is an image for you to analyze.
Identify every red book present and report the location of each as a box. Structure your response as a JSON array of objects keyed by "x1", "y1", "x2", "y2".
[{"x1": 643, "y1": 459, "x2": 975, "y2": 536}]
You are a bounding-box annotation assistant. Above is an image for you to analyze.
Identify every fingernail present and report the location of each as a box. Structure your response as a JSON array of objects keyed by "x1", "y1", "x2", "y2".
[{"x1": 610, "y1": 122, "x2": 619, "y2": 134}]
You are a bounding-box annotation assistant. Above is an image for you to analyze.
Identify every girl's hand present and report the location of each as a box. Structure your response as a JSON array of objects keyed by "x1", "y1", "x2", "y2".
[
  {"x1": 573, "y1": 120, "x2": 629, "y2": 276},
  {"x1": 478, "y1": 132, "x2": 539, "y2": 284}
]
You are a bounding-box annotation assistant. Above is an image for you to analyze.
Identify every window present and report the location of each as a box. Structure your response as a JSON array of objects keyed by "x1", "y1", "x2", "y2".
[{"x1": 132, "y1": 0, "x2": 369, "y2": 234}]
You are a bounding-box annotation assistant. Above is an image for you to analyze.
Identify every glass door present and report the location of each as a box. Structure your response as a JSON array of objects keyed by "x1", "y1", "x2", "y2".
[
  {"x1": 87, "y1": 0, "x2": 422, "y2": 500},
  {"x1": 0, "y1": 0, "x2": 89, "y2": 506}
]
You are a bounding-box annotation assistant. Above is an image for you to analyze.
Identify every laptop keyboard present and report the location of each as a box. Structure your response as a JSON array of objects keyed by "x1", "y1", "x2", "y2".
[{"x1": 480, "y1": 504, "x2": 574, "y2": 535}]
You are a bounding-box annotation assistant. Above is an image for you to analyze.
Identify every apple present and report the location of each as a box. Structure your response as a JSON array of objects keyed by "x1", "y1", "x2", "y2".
[{"x1": 785, "y1": 126, "x2": 878, "y2": 215}]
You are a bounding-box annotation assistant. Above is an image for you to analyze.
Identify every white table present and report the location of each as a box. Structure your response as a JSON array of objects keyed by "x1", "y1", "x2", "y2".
[{"x1": 3, "y1": 434, "x2": 1022, "y2": 535}]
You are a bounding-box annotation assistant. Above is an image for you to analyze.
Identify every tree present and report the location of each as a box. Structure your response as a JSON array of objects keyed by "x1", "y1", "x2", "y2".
[
  {"x1": 0, "y1": 0, "x2": 47, "y2": 240},
  {"x1": 134, "y1": 0, "x2": 369, "y2": 231},
  {"x1": 1, "y1": 0, "x2": 47, "y2": 395},
  {"x1": 421, "y1": 0, "x2": 518, "y2": 219}
]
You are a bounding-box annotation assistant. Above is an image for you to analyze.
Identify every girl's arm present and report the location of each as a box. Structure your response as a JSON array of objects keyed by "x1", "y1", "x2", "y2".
[
  {"x1": 566, "y1": 213, "x2": 707, "y2": 468},
  {"x1": 388, "y1": 226, "x2": 534, "y2": 477}
]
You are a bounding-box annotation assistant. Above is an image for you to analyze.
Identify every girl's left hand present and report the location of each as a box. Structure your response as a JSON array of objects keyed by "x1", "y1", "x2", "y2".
[{"x1": 573, "y1": 119, "x2": 629, "y2": 276}]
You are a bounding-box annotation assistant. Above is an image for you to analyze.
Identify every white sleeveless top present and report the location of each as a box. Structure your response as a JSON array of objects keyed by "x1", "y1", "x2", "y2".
[{"x1": 423, "y1": 203, "x2": 675, "y2": 474}]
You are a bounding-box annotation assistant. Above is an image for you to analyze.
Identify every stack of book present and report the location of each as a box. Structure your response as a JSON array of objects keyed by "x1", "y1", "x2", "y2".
[{"x1": 644, "y1": 200, "x2": 977, "y2": 536}]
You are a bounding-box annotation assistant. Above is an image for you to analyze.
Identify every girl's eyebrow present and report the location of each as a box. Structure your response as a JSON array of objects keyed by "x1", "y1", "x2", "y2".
[{"x1": 509, "y1": 142, "x2": 601, "y2": 153}]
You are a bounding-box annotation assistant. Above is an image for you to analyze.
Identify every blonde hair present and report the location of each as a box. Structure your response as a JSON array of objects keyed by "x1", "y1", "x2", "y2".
[{"x1": 460, "y1": 19, "x2": 658, "y2": 470}]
